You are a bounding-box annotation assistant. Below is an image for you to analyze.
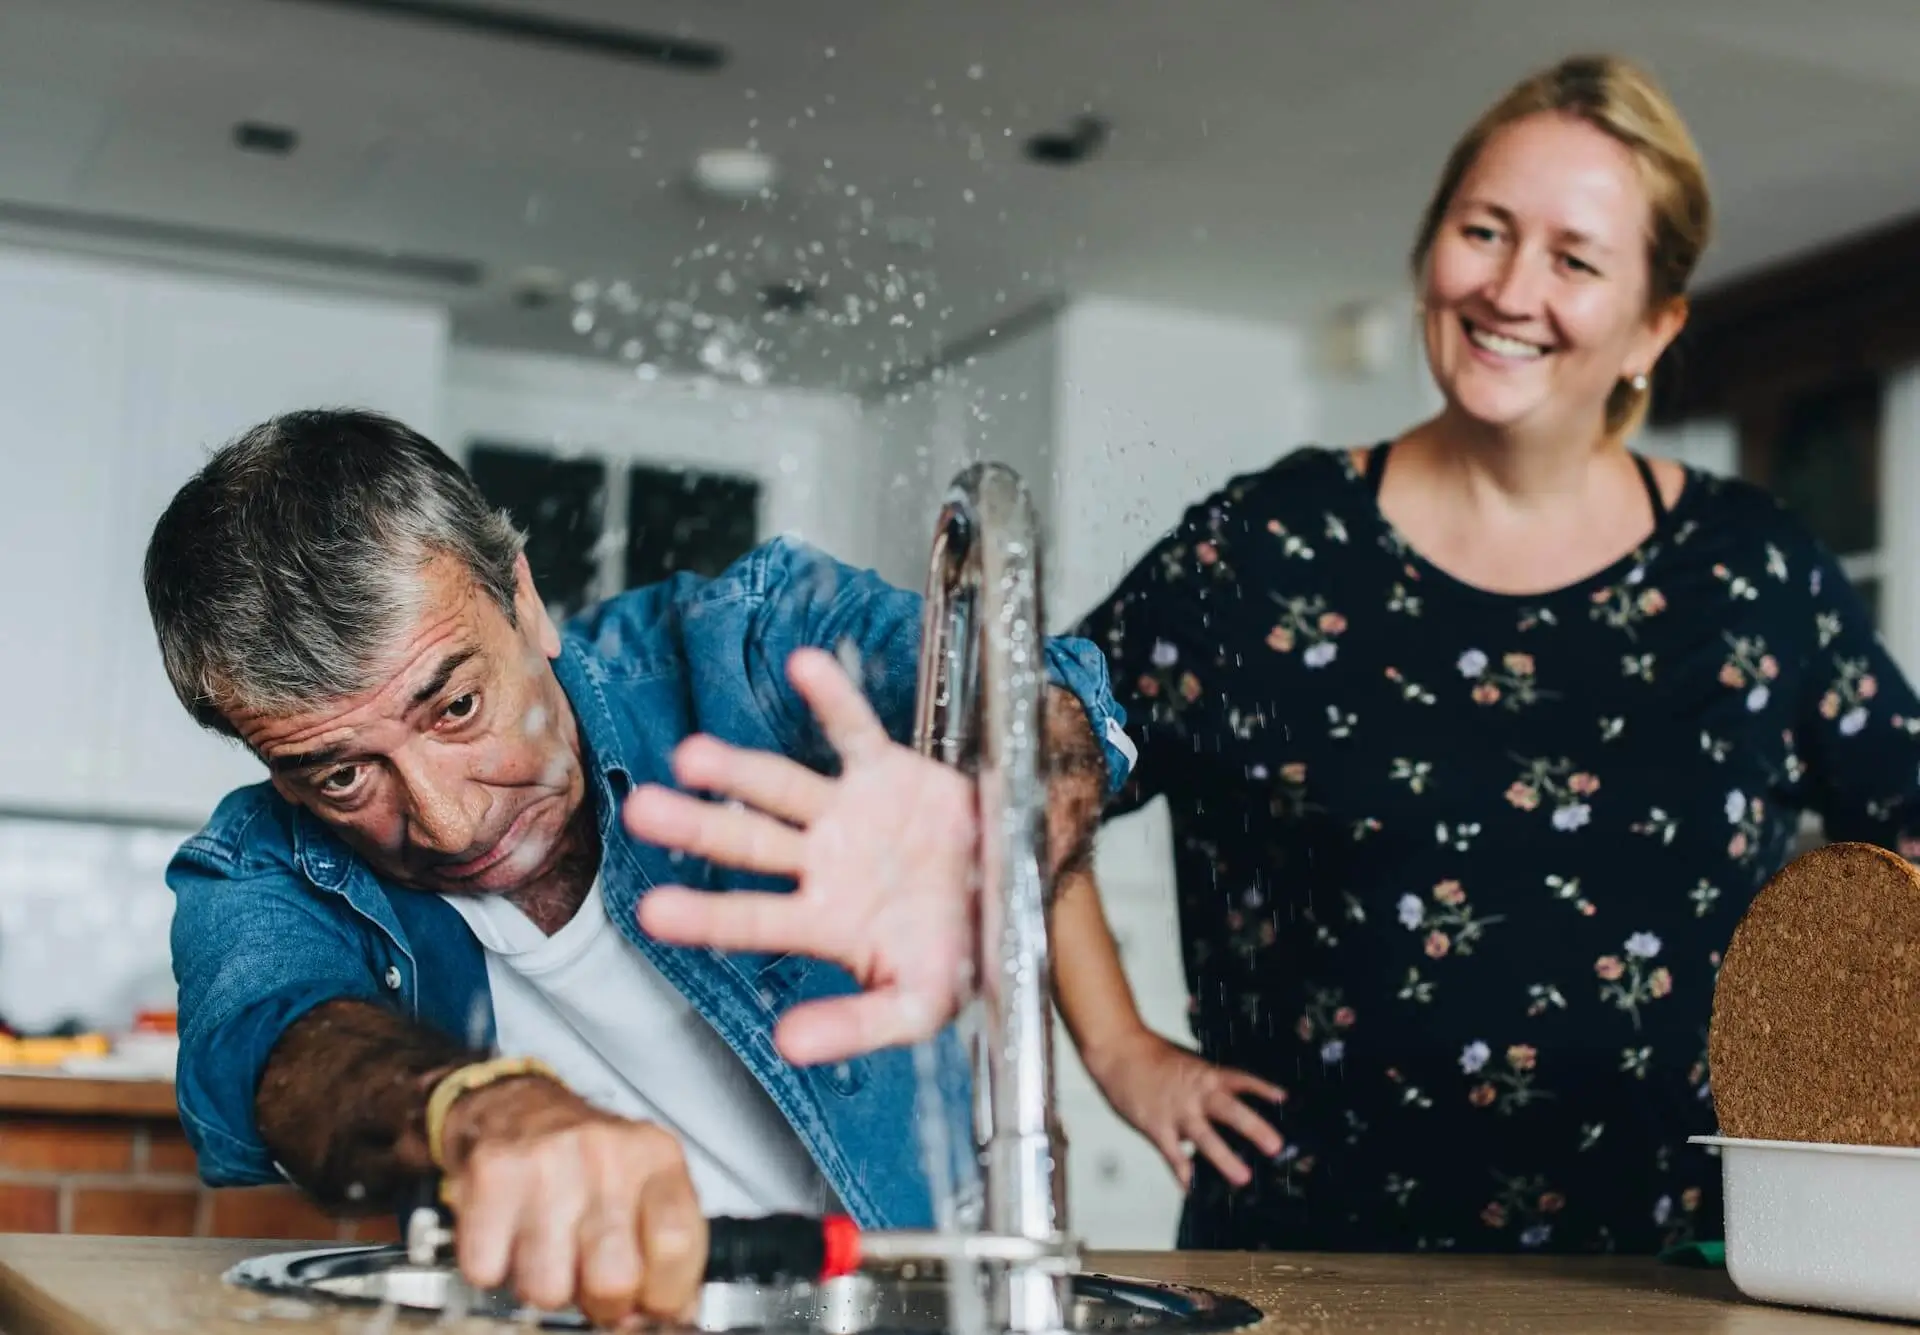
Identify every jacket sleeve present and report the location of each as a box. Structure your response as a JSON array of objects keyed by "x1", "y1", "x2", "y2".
[
  {"x1": 168, "y1": 834, "x2": 388, "y2": 1187},
  {"x1": 737, "y1": 536, "x2": 1134, "y2": 796}
]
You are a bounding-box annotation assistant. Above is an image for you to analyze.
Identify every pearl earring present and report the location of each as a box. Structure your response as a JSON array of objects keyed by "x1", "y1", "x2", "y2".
[{"x1": 1629, "y1": 372, "x2": 1649, "y2": 392}]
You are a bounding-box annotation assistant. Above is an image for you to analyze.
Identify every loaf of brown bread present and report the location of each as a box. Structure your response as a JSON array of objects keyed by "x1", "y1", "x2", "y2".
[{"x1": 1709, "y1": 841, "x2": 1920, "y2": 1145}]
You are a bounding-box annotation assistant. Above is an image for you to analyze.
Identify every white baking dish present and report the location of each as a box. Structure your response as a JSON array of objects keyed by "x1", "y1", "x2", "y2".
[{"x1": 1690, "y1": 1135, "x2": 1920, "y2": 1321}]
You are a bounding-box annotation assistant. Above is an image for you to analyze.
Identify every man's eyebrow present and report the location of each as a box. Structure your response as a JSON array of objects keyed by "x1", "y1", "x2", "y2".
[
  {"x1": 271, "y1": 745, "x2": 349, "y2": 775},
  {"x1": 411, "y1": 648, "x2": 479, "y2": 708}
]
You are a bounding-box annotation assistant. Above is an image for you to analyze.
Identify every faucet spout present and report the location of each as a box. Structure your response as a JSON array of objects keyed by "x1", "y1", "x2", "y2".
[{"x1": 912, "y1": 463, "x2": 1071, "y2": 1333}]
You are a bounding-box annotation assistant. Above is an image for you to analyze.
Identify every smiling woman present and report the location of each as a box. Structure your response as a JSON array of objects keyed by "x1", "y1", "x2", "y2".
[
  {"x1": 1412, "y1": 54, "x2": 1709, "y2": 445},
  {"x1": 1052, "y1": 53, "x2": 1920, "y2": 1258}
]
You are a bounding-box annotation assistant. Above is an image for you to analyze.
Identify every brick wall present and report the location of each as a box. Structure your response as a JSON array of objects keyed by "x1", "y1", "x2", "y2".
[{"x1": 0, "y1": 1112, "x2": 397, "y2": 1242}]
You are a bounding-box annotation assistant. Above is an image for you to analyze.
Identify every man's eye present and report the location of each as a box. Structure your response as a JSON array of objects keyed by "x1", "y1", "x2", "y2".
[
  {"x1": 318, "y1": 766, "x2": 363, "y2": 795},
  {"x1": 445, "y1": 693, "x2": 478, "y2": 721}
]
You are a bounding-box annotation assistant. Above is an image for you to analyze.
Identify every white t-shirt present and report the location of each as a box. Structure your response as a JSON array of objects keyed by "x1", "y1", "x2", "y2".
[{"x1": 442, "y1": 879, "x2": 833, "y2": 1218}]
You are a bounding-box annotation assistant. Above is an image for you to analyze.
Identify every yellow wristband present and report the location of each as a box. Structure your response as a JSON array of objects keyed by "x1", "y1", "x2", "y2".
[{"x1": 424, "y1": 1055, "x2": 560, "y2": 1170}]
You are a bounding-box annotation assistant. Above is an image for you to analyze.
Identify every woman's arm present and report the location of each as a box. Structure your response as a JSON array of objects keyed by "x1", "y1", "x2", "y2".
[
  {"x1": 1051, "y1": 868, "x2": 1149, "y2": 1070},
  {"x1": 1051, "y1": 867, "x2": 1285, "y2": 1188},
  {"x1": 1056, "y1": 481, "x2": 1287, "y2": 1186}
]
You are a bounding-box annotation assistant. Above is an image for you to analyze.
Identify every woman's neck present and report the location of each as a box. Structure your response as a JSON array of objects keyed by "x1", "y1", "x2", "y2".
[{"x1": 1403, "y1": 406, "x2": 1624, "y2": 515}]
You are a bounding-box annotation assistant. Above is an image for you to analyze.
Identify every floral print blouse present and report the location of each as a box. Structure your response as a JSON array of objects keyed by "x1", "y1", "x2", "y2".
[{"x1": 1076, "y1": 443, "x2": 1920, "y2": 1255}]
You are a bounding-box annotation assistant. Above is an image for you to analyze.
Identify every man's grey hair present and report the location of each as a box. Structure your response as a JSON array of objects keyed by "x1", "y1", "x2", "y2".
[{"x1": 144, "y1": 409, "x2": 526, "y2": 737}]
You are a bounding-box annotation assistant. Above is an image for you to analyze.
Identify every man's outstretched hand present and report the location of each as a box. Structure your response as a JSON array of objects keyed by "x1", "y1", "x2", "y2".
[{"x1": 623, "y1": 647, "x2": 977, "y2": 1065}]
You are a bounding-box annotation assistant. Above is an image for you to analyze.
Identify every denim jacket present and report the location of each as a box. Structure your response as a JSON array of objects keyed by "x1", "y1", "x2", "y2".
[{"x1": 166, "y1": 537, "x2": 1132, "y2": 1230}]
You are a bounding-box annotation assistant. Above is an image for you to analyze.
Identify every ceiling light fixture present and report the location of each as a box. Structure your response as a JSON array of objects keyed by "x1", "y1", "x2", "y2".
[{"x1": 689, "y1": 148, "x2": 778, "y2": 201}]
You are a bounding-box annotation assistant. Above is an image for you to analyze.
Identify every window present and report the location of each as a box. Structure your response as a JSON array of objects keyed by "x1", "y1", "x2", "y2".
[
  {"x1": 1738, "y1": 373, "x2": 1884, "y2": 625},
  {"x1": 625, "y1": 464, "x2": 761, "y2": 586},
  {"x1": 465, "y1": 441, "x2": 761, "y2": 619},
  {"x1": 467, "y1": 442, "x2": 608, "y2": 621}
]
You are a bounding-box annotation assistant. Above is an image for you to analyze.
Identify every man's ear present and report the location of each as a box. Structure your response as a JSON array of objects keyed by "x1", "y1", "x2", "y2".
[{"x1": 512, "y1": 552, "x2": 562, "y2": 660}]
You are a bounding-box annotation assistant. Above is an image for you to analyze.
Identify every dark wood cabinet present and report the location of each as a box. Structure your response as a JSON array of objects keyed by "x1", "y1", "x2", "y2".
[{"x1": 1652, "y1": 210, "x2": 1920, "y2": 629}]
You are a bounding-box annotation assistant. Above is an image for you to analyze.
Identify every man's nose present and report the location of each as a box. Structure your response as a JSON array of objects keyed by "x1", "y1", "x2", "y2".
[{"x1": 393, "y1": 750, "x2": 485, "y2": 856}]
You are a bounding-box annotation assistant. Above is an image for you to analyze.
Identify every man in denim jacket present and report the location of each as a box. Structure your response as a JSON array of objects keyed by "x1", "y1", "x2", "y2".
[{"x1": 144, "y1": 410, "x2": 1132, "y2": 1325}]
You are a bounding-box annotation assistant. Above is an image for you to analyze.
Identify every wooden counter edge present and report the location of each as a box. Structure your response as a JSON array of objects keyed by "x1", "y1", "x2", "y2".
[
  {"x1": 0, "y1": 1246, "x2": 96, "y2": 1335},
  {"x1": 0, "y1": 1073, "x2": 178, "y2": 1119}
]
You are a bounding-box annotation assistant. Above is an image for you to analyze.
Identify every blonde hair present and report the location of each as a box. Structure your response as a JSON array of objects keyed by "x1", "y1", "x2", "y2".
[{"x1": 1411, "y1": 54, "x2": 1714, "y2": 438}]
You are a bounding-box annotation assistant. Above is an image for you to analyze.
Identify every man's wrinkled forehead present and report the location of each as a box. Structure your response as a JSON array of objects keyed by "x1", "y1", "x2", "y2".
[{"x1": 231, "y1": 563, "x2": 498, "y2": 756}]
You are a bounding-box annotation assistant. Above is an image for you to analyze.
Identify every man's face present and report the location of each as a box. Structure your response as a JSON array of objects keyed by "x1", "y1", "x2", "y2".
[{"x1": 231, "y1": 554, "x2": 587, "y2": 897}]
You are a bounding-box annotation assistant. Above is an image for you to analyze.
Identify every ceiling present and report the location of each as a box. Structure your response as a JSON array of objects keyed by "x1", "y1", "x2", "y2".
[{"x1": 3, "y1": 0, "x2": 1919, "y2": 392}]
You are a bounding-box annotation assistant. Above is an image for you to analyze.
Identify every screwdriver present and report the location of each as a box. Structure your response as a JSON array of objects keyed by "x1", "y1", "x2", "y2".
[
  {"x1": 705, "y1": 1213, "x2": 1072, "y2": 1282},
  {"x1": 406, "y1": 1207, "x2": 1071, "y2": 1282}
]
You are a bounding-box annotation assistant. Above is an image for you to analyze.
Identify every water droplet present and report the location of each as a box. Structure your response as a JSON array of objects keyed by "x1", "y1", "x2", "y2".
[
  {"x1": 967, "y1": 63, "x2": 985, "y2": 80},
  {"x1": 571, "y1": 307, "x2": 595, "y2": 335}
]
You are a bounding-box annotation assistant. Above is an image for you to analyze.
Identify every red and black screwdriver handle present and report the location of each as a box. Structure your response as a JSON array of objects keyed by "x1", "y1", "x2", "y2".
[{"x1": 705, "y1": 1212, "x2": 864, "y2": 1283}]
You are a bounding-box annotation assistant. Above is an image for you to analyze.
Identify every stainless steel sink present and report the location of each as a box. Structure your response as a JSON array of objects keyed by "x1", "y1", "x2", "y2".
[{"x1": 225, "y1": 1244, "x2": 1263, "y2": 1333}]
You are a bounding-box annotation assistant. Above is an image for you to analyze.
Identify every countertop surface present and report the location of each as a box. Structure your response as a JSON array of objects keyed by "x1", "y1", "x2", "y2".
[
  {"x1": 0, "y1": 1233, "x2": 1886, "y2": 1334},
  {"x1": 0, "y1": 1072, "x2": 177, "y2": 1119}
]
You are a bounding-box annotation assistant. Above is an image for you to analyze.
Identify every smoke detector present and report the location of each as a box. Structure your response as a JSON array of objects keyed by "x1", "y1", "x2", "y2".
[{"x1": 690, "y1": 148, "x2": 778, "y2": 201}]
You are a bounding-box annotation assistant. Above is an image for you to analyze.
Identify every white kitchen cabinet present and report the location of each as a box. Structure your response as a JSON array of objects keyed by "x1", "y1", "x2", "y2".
[
  {"x1": 1053, "y1": 832, "x2": 1197, "y2": 1251},
  {"x1": 0, "y1": 258, "x2": 129, "y2": 812},
  {"x1": 0, "y1": 244, "x2": 449, "y2": 825},
  {"x1": 1061, "y1": 1095, "x2": 1187, "y2": 1249}
]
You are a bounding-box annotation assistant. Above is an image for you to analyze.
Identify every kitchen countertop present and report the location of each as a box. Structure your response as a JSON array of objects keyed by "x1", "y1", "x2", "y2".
[
  {"x1": 0, "y1": 1233, "x2": 1882, "y2": 1333},
  {"x1": 0, "y1": 1072, "x2": 177, "y2": 1119}
]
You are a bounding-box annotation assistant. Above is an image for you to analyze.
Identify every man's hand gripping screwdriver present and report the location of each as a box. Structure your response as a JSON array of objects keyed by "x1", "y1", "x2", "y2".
[{"x1": 406, "y1": 1205, "x2": 1076, "y2": 1284}]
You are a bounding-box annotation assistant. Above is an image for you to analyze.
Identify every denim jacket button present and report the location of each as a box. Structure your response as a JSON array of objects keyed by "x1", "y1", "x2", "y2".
[
  {"x1": 383, "y1": 965, "x2": 403, "y2": 991},
  {"x1": 825, "y1": 1060, "x2": 865, "y2": 1095}
]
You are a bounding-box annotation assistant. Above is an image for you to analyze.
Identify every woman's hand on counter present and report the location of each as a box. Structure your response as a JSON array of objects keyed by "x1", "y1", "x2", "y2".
[{"x1": 1083, "y1": 1027, "x2": 1286, "y2": 1189}]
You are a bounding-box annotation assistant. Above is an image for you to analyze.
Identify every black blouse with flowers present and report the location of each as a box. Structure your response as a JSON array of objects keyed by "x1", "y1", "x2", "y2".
[{"x1": 1076, "y1": 443, "x2": 1920, "y2": 1255}]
